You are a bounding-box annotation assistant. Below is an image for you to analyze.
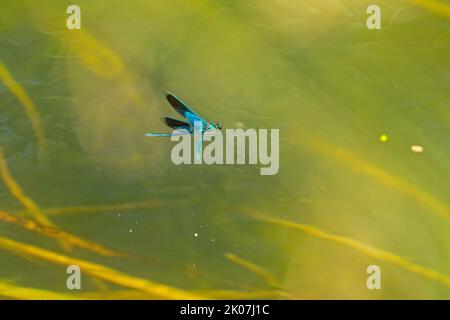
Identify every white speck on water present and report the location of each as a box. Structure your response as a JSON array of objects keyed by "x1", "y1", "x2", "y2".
[
  {"x1": 129, "y1": 229, "x2": 133, "y2": 233},
  {"x1": 194, "y1": 233, "x2": 198, "y2": 238},
  {"x1": 411, "y1": 145, "x2": 424, "y2": 153},
  {"x1": 117, "y1": 213, "x2": 121, "y2": 217},
  {"x1": 210, "y1": 238, "x2": 215, "y2": 242}
]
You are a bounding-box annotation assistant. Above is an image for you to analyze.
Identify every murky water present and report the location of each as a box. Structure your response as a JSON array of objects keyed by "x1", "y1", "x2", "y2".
[{"x1": 0, "y1": 0, "x2": 449, "y2": 299}]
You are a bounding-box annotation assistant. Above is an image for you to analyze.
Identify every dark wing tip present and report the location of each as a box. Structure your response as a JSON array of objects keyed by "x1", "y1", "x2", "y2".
[
  {"x1": 162, "y1": 117, "x2": 190, "y2": 130},
  {"x1": 164, "y1": 91, "x2": 174, "y2": 99},
  {"x1": 164, "y1": 91, "x2": 179, "y2": 107}
]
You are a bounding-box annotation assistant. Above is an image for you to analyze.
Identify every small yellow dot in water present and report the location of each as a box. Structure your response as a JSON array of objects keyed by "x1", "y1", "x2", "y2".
[{"x1": 379, "y1": 134, "x2": 389, "y2": 142}]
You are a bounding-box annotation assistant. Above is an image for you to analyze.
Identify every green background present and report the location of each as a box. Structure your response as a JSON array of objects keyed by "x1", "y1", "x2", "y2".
[{"x1": 0, "y1": 0, "x2": 449, "y2": 299}]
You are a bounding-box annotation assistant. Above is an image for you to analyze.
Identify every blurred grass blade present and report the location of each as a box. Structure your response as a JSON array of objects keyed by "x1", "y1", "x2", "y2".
[
  {"x1": 67, "y1": 30, "x2": 148, "y2": 111},
  {"x1": 0, "y1": 62, "x2": 46, "y2": 157},
  {"x1": 78, "y1": 289, "x2": 288, "y2": 299},
  {"x1": 245, "y1": 208, "x2": 450, "y2": 288},
  {"x1": 67, "y1": 31, "x2": 123, "y2": 78},
  {"x1": 0, "y1": 236, "x2": 207, "y2": 299},
  {"x1": 0, "y1": 148, "x2": 73, "y2": 252},
  {"x1": 224, "y1": 252, "x2": 279, "y2": 288},
  {"x1": 0, "y1": 209, "x2": 126, "y2": 258},
  {"x1": 76, "y1": 290, "x2": 157, "y2": 300},
  {"x1": 0, "y1": 149, "x2": 54, "y2": 227},
  {"x1": 193, "y1": 289, "x2": 290, "y2": 299},
  {"x1": 40, "y1": 199, "x2": 162, "y2": 216},
  {"x1": 0, "y1": 280, "x2": 82, "y2": 300},
  {"x1": 295, "y1": 130, "x2": 450, "y2": 222}
]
